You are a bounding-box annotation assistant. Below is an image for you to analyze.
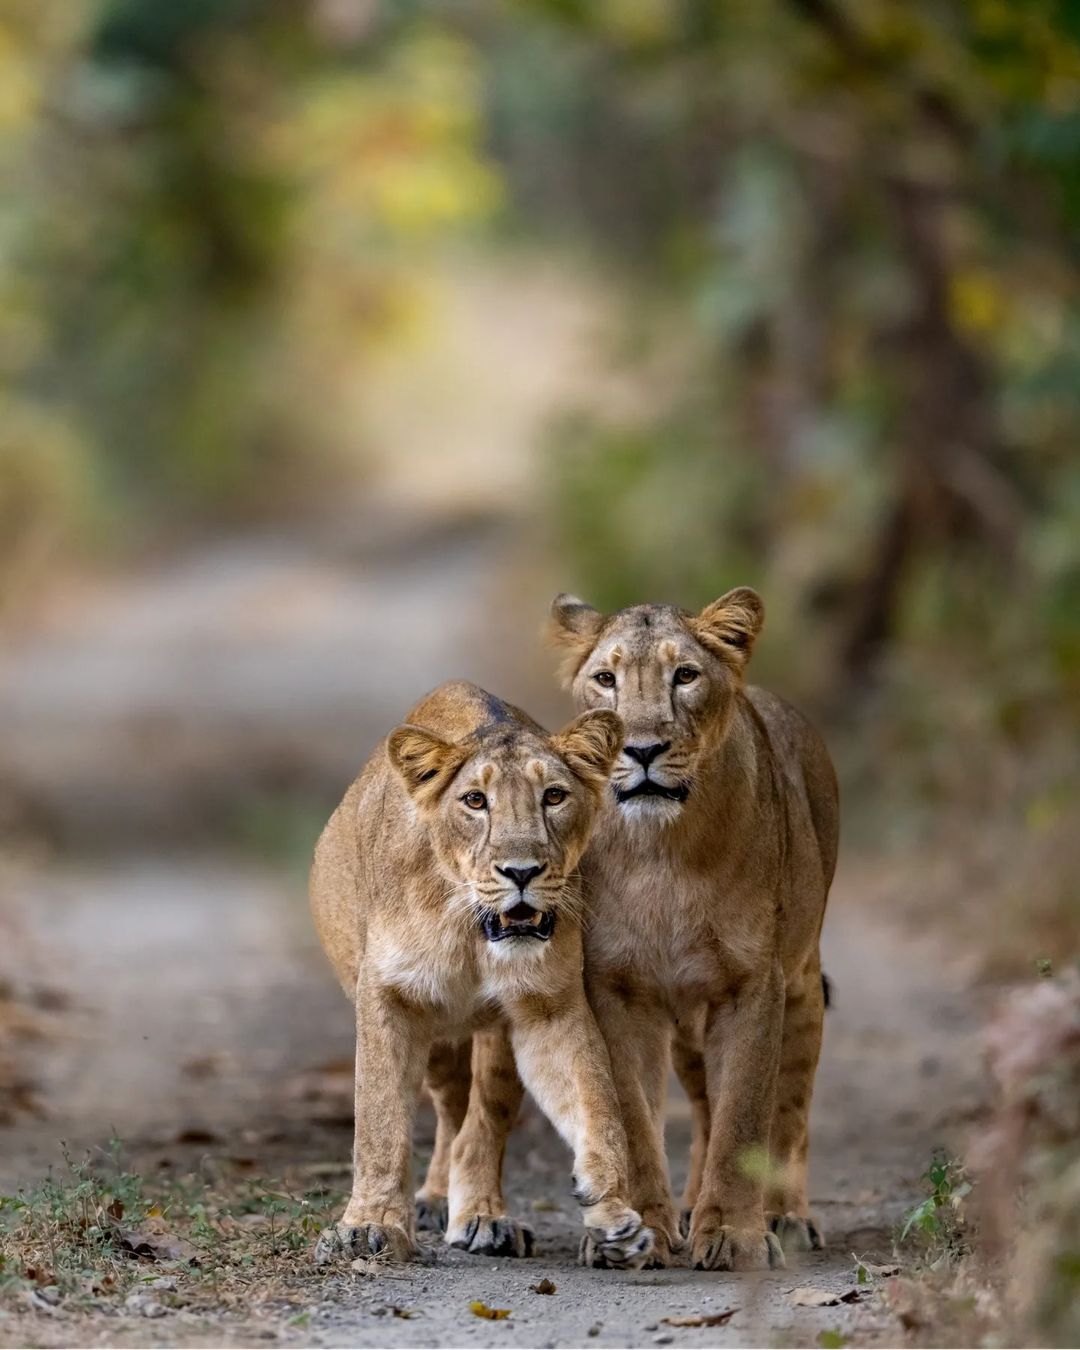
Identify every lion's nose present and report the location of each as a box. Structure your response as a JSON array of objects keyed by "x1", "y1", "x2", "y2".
[
  {"x1": 624, "y1": 741, "x2": 670, "y2": 769},
  {"x1": 495, "y1": 863, "x2": 546, "y2": 892}
]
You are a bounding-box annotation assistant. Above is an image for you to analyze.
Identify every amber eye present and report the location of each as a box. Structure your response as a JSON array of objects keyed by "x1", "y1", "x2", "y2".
[
  {"x1": 593, "y1": 670, "x2": 616, "y2": 688},
  {"x1": 674, "y1": 666, "x2": 699, "y2": 685},
  {"x1": 543, "y1": 786, "x2": 568, "y2": 807},
  {"x1": 462, "y1": 790, "x2": 487, "y2": 810}
]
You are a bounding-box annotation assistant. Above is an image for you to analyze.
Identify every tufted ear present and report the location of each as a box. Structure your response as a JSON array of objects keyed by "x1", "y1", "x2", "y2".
[
  {"x1": 387, "y1": 724, "x2": 467, "y2": 807},
  {"x1": 690, "y1": 587, "x2": 765, "y2": 670},
  {"x1": 552, "y1": 710, "x2": 624, "y2": 791},
  {"x1": 546, "y1": 593, "x2": 605, "y2": 688}
]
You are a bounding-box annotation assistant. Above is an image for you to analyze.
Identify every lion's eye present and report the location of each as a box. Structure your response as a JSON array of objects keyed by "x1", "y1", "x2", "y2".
[
  {"x1": 543, "y1": 786, "x2": 568, "y2": 807},
  {"x1": 462, "y1": 790, "x2": 487, "y2": 810},
  {"x1": 674, "y1": 666, "x2": 699, "y2": 685},
  {"x1": 593, "y1": 670, "x2": 616, "y2": 688}
]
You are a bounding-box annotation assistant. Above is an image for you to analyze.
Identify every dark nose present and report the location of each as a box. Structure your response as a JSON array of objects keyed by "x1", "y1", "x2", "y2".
[
  {"x1": 624, "y1": 742, "x2": 670, "y2": 769},
  {"x1": 495, "y1": 863, "x2": 546, "y2": 892}
]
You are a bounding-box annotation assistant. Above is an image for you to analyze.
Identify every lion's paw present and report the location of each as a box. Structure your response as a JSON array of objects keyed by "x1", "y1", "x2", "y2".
[
  {"x1": 769, "y1": 1212, "x2": 825, "y2": 1254},
  {"x1": 691, "y1": 1223, "x2": 784, "y2": 1272},
  {"x1": 414, "y1": 1194, "x2": 448, "y2": 1233},
  {"x1": 447, "y1": 1213, "x2": 534, "y2": 1258},
  {"x1": 638, "y1": 1206, "x2": 684, "y2": 1269},
  {"x1": 313, "y1": 1220, "x2": 414, "y2": 1266},
  {"x1": 578, "y1": 1209, "x2": 654, "y2": 1270}
]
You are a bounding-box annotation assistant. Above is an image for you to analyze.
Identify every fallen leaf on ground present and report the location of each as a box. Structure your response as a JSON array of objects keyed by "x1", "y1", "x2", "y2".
[
  {"x1": 531, "y1": 1278, "x2": 557, "y2": 1295},
  {"x1": 788, "y1": 1287, "x2": 862, "y2": 1307},
  {"x1": 853, "y1": 1255, "x2": 901, "y2": 1281},
  {"x1": 350, "y1": 1258, "x2": 407, "y2": 1279},
  {"x1": 117, "y1": 1225, "x2": 199, "y2": 1265},
  {"x1": 532, "y1": 1199, "x2": 559, "y2": 1212},
  {"x1": 661, "y1": 1309, "x2": 738, "y2": 1328},
  {"x1": 174, "y1": 1127, "x2": 218, "y2": 1145},
  {"x1": 470, "y1": 1300, "x2": 511, "y2": 1320}
]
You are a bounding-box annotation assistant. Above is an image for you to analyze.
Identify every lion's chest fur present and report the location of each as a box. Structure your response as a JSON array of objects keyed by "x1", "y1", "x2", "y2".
[
  {"x1": 367, "y1": 914, "x2": 571, "y2": 1033},
  {"x1": 583, "y1": 839, "x2": 770, "y2": 1010}
]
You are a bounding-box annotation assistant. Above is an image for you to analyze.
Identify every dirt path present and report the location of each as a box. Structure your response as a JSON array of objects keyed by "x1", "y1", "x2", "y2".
[
  {"x1": 0, "y1": 850, "x2": 983, "y2": 1348},
  {"x1": 0, "y1": 508, "x2": 987, "y2": 1346}
]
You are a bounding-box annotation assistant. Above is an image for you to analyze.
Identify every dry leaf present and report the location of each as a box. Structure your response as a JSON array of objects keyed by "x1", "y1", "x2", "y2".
[
  {"x1": 174, "y1": 1127, "x2": 218, "y2": 1145},
  {"x1": 117, "y1": 1225, "x2": 199, "y2": 1266},
  {"x1": 470, "y1": 1300, "x2": 511, "y2": 1320},
  {"x1": 661, "y1": 1309, "x2": 738, "y2": 1327},
  {"x1": 350, "y1": 1258, "x2": 407, "y2": 1280},
  {"x1": 789, "y1": 1286, "x2": 862, "y2": 1307},
  {"x1": 853, "y1": 1256, "x2": 901, "y2": 1280},
  {"x1": 531, "y1": 1279, "x2": 557, "y2": 1295}
]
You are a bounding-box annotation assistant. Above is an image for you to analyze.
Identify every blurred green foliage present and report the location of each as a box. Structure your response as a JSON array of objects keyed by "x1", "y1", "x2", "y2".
[
  {"x1": 1, "y1": 2, "x2": 1077, "y2": 884},
  {"x1": 0, "y1": 0, "x2": 500, "y2": 592}
]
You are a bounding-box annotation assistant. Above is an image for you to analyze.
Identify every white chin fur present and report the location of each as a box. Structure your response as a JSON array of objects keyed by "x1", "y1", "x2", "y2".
[
  {"x1": 617, "y1": 797, "x2": 684, "y2": 828},
  {"x1": 485, "y1": 938, "x2": 550, "y2": 964}
]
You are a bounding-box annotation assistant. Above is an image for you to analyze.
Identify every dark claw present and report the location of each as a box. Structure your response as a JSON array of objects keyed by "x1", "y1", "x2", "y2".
[
  {"x1": 769, "y1": 1213, "x2": 825, "y2": 1253},
  {"x1": 415, "y1": 1196, "x2": 448, "y2": 1233},
  {"x1": 451, "y1": 1218, "x2": 477, "y2": 1251}
]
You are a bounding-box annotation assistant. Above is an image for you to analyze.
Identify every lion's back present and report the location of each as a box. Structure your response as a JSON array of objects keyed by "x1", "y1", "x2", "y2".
[{"x1": 747, "y1": 685, "x2": 839, "y2": 895}]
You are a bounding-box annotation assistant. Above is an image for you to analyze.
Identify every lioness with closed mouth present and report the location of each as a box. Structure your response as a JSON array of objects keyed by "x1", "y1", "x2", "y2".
[
  {"x1": 309, "y1": 679, "x2": 654, "y2": 1268},
  {"x1": 546, "y1": 587, "x2": 839, "y2": 1272}
]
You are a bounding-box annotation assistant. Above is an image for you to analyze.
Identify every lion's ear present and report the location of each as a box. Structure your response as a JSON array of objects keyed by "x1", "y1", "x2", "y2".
[
  {"x1": 690, "y1": 587, "x2": 764, "y2": 669},
  {"x1": 387, "y1": 724, "x2": 466, "y2": 806},
  {"x1": 546, "y1": 593, "x2": 605, "y2": 688},
  {"x1": 552, "y1": 710, "x2": 624, "y2": 790}
]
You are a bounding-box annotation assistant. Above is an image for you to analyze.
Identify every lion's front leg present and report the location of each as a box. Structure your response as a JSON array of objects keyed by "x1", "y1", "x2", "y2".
[
  {"x1": 508, "y1": 991, "x2": 655, "y2": 1270},
  {"x1": 587, "y1": 979, "x2": 681, "y2": 1266},
  {"x1": 444, "y1": 1024, "x2": 533, "y2": 1257},
  {"x1": 690, "y1": 958, "x2": 786, "y2": 1272},
  {"x1": 314, "y1": 973, "x2": 431, "y2": 1266}
]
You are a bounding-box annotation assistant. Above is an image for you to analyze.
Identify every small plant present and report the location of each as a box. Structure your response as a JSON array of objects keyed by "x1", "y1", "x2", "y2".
[
  {"x1": 899, "y1": 1151, "x2": 972, "y2": 1263},
  {"x1": 0, "y1": 1137, "x2": 153, "y2": 1303}
]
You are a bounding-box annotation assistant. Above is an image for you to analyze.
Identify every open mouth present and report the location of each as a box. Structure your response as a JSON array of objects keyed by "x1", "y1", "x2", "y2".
[
  {"x1": 481, "y1": 900, "x2": 556, "y2": 943},
  {"x1": 615, "y1": 778, "x2": 689, "y2": 804}
]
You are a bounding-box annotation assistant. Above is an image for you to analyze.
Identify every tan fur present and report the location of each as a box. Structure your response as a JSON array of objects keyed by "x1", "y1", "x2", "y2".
[
  {"x1": 542, "y1": 590, "x2": 840, "y2": 1271},
  {"x1": 308, "y1": 680, "x2": 654, "y2": 1267}
]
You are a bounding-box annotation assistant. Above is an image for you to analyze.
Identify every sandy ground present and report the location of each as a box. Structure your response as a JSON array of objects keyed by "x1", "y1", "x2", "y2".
[{"x1": 0, "y1": 506, "x2": 989, "y2": 1348}]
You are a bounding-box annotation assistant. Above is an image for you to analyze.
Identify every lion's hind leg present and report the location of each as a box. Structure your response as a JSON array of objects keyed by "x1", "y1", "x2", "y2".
[
  {"x1": 415, "y1": 1038, "x2": 471, "y2": 1232},
  {"x1": 672, "y1": 1018, "x2": 709, "y2": 1238},
  {"x1": 445, "y1": 1025, "x2": 534, "y2": 1257},
  {"x1": 766, "y1": 961, "x2": 826, "y2": 1254}
]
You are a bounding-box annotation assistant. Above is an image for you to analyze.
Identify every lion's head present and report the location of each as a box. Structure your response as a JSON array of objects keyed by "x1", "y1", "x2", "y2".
[
  {"x1": 387, "y1": 709, "x2": 623, "y2": 951},
  {"x1": 547, "y1": 588, "x2": 764, "y2": 826}
]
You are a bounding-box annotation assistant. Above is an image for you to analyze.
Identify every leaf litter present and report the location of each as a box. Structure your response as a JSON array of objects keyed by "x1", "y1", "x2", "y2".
[{"x1": 661, "y1": 1308, "x2": 738, "y2": 1327}]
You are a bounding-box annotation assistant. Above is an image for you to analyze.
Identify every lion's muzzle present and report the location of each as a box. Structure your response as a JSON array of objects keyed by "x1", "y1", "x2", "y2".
[
  {"x1": 480, "y1": 901, "x2": 556, "y2": 943},
  {"x1": 615, "y1": 778, "x2": 689, "y2": 805}
]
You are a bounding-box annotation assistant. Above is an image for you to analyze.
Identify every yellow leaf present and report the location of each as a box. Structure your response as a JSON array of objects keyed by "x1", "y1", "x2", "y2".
[{"x1": 470, "y1": 1301, "x2": 511, "y2": 1320}]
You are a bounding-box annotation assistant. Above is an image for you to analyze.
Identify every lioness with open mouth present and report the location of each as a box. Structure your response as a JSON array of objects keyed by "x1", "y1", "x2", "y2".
[{"x1": 309, "y1": 680, "x2": 654, "y2": 1268}]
